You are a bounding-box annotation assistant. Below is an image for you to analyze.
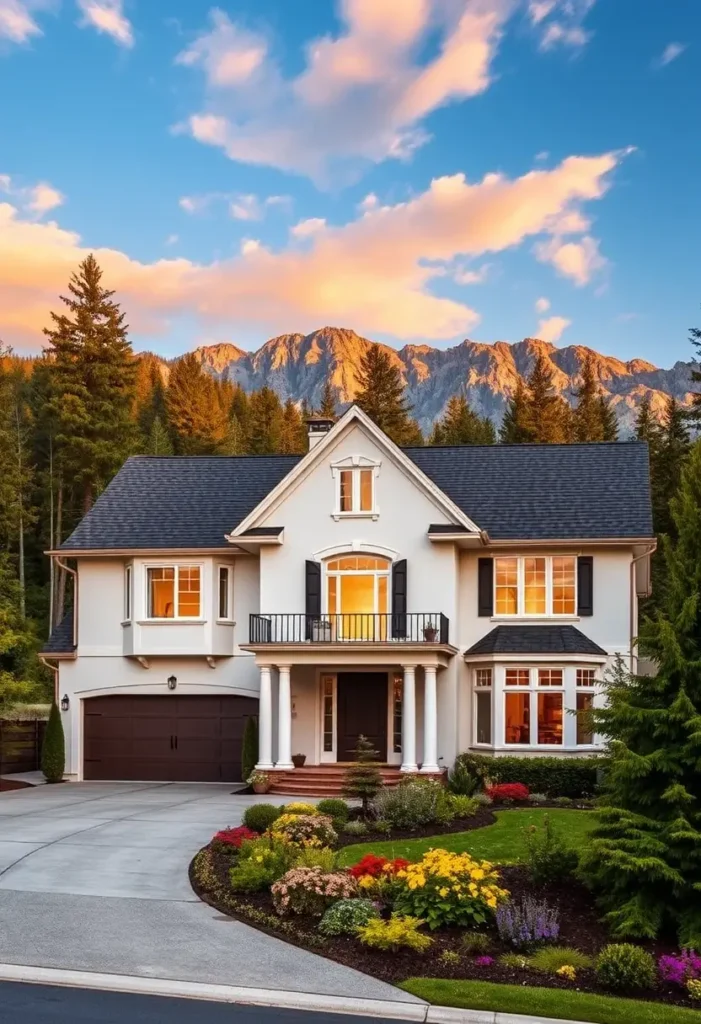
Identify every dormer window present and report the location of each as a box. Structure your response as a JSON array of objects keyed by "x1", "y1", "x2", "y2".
[{"x1": 331, "y1": 456, "x2": 380, "y2": 519}]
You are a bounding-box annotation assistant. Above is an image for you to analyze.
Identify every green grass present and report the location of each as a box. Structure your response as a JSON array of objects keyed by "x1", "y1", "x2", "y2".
[
  {"x1": 399, "y1": 979, "x2": 701, "y2": 1024},
  {"x1": 337, "y1": 809, "x2": 595, "y2": 866}
]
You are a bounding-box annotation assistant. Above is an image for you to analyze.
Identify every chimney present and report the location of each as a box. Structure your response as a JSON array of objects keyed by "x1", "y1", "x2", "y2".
[{"x1": 306, "y1": 417, "x2": 335, "y2": 450}]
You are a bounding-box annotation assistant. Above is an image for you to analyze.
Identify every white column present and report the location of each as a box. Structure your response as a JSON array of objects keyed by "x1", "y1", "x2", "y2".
[
  {"x1": 400, "y1": 665, "x2": 417, "y2": 772},
  {"x1": 420, "y1": 665, "x2": 439, "y2": 773},
  {"x1": 256, "y1": 665, "x2": 274, "y2": 770},
  {"x1": 276, "y1": 664, "x2": 294, "y2": 769}
]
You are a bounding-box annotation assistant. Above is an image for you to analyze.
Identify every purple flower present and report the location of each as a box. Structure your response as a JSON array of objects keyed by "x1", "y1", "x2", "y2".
[
  {"x1": 659, "y1": 950, "x2": 701, "y2": 987},
  {"x1": 496, "y1": 897, "x2": 560, "y2": 949},
  {"x1": 475, "y1": 956, "x2": 494, "y2": 966}
]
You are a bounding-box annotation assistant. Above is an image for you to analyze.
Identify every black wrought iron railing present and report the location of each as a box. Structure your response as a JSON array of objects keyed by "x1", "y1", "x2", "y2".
[{"x1": 249, "y1": 612, "x2": 449, "y2": 645}]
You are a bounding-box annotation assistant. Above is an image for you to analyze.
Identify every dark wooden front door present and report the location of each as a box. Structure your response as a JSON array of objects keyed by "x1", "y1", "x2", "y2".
[
  {"x1": 336, "y1": 673, "x2": 388, "y2": 762},
  {"x1": 83, "y1": 695, "x2": 258, "y2": 782}
]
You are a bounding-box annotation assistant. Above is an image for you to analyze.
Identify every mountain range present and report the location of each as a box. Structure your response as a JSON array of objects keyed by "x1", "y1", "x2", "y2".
[{"x1": 156, "y1": 327, "x2": 697, "y2": 435}]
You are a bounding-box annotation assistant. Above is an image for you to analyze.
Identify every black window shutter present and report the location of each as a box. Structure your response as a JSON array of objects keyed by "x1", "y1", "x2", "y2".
[
  {"x1": 577, "y1": 556, "x2": 594, "y2": 616},
  {"x1": 392, "y1": 559, "x2": 408, "y2": 638},
  {"x1": 305, "y1": 560, "x2": 321, "y2": 638},
  {"x1": 478, "y1": 558, "x2": 494, "y2": 617}
]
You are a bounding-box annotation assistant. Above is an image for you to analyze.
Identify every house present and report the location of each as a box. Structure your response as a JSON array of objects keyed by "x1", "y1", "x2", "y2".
[{"x1": 41, "y1": 405, "x2": 654, "y2": 788}]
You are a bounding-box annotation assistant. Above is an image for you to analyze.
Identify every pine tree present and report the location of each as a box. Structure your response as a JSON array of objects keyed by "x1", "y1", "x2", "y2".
[
  {"x1": 145, "y1": 415, "x2": 174, "y2": 456},
  {"x1": 247, "y1": 387, "x2": 284, "y2": 454},
  {"x1": 656, "y1": 397, "x2": 690, "y2": 539},
  {"x1": 499, "y1": 379, "x2": 532, "y2": 443},
  {"x1": 279, "y1": 399, "x2": 307, "y2": 454},
  {"x1": 241, "y1": 716, "x2": 258, "y2": 783},
  {"x1": 689, "y1": 319, "x2": 701, "y2": 428},
  {"x1": 523, "y1": 354, "x2": 572, "y2": 443},
  {"x1": 165, "y1": 353, "x2": 227, "y2": 454},
  {"x1": 0, "y1": 357, "x2": 36, "y2": 618},
  {"x1": 599, "y1": 396, "x2": 619, "y2": 441},
  {"x1": 136, "y1": 358, "x2": 168, "y2": 437},
  {"x1": 354, "y1": 346, "x2": 422, "y2": 445},
  {"x1": 342, "y1": 734, "x2": 383, "y2": 817},
  {"x1": 43, "y1": 254, "x2": 137, "y2": 513},
  {"x1": 317, "y1": 378, "x2": 337, "y2": 419},
  {"x1": 572, "y1": 355, "x2": 616, "y2": 441},
  {"x1": 580, "y1": 439, "x2": 701, "y2": 944},
  {"x1": 41, "y1": 701, "x2": 65, "y2": 783},
  {"x1": 429, "y1": 394, "x2": 495, "y2": 446}
]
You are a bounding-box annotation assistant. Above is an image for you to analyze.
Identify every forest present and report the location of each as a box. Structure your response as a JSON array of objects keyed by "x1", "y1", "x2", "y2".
[{"x1": 0, "y1": 255, "x2": 699, "y2": 708}]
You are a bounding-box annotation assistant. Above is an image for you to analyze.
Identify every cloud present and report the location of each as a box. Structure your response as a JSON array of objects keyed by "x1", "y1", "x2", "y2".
[
  {"x1": 77, "y1": 0, "x2": 134, "y2": 48},
  {"x1": 535, "y1": 296, "x2": 550, "y2": 313},
  {"x1": 0, "y1": 151, "x2": 625, "y2": 350},
  {"x1": 291, "y1": 217, "x2": 327, "y2": 238},
  {"x1": 180, "y1": 191, "x2": 289, "y2": 220},
  {"x1": 530, "y1": 0, "x2": 595, "y2": 51},
  {"x1": 534, "y1": 234, "x2": 606, "y2": 285},
  {"x1": 0, "y1": 0, "x2": 45, "y2": 44},
  {"x1": 535, "y1": 150, "x2": 549, "y2": 162},
  {"x1": 175, "y1": 0, "x2": 514, "y2": 182},
  {"x1": 537, "y1": 314, "x2": 570, "y2": 342},
  {"x1": 454, "y1": 263, "x2": 491, "y2": 285},
  {"x1": 0, "y1": 174, "x2": 63, "y2": 218},
  {"x1": 654, "y1": 42, "x2": 686, "y2": 68},
  {"x1": 165, "y1": 234, "x2": 179, "y2": 246}
]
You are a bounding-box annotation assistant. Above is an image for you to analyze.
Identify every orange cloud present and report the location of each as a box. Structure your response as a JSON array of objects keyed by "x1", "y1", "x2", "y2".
[{"x1": 537, "y1": 315, "x2": 571, "y2": 342}]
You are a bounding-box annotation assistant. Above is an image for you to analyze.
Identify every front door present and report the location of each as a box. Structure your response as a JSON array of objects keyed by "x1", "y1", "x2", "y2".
[{"x1": 336, "y1": 673, "x2": 388, "y2": 761}]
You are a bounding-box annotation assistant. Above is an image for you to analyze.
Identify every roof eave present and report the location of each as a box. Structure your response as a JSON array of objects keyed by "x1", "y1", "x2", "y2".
[{"x1": 463, "y1": 650, "x2": 608, "y2": 664}]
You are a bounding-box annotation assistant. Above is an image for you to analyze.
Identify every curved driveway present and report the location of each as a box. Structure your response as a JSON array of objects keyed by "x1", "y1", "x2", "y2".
[{"x1": 0, "y1": 782, "x2": 419, "y2": 1003}]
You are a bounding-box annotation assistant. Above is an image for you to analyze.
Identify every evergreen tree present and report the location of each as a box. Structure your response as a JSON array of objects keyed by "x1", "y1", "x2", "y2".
[
  {"x1": 43, "y1": 254, "x2": 137, "y2": 513},
  {"x1": 634, "y1": 394, "x2": 660, "y2": 448},
  {"x1": 279, "y1": 399, "x2": 307, "y2": 454},
  {"x1": 241, "y1": 716, "x2": 258, "y2": 783},
  {"x1": 354, "y1": 345, "x2": 422, "y2": 445},
  {"x1": 523, "y1": 354, "x2": 572, "y2": 443},
  {"x1": 656, "y1": 397, "x2": 691, "y2": 539},
  {"x1": 41, "y1": 701, "x2": 65, "y2": 783},
  {"x1": 247, "y1": 387, "x2": 284, "y2": 454},
  {"x1": 342, "y1": 734, "x2": 383, "y2": 817},
  {"x1": 499, "y1": 379, "x2": 532, "y2": 443},
  {"x1": 599, "y1": 396, "x2": 619, "y2": 441},
  {"x1": 0, "y1": 554, "x2": 48, "y2": 709},
  {"x1": 165, "y1": 353, "x2": 227, "y2": 454},
  {"x1": 317, "y1": 378, "x2": 337, "y2": 419},
  {"x1": 689, "y1": 319, "x2": 701, "y2": 428},
  {"x1": 145, "y1": 416, "x2": 174, "y2": 456},
  {"x1": 580, "y1": 440, "x2": 701, "y2": 944},
  {"x1": 572, "y1": 355, "x2": 617, "y2": 441},
  {"x1": 136, "y1": 358, "x2": 168, "y2": 438},
  {"x1": 429, "y1": 394, "x2": 495, "y2": 446},
  {"x1": 0, "y1": 356, "x2": 36, "y2": 617}
]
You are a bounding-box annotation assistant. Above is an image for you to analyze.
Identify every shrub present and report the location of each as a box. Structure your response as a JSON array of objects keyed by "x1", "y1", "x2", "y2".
[
  {"x1": 475, "y1": 955, "x2": 494, "y2": 966},
  {"x1": 595, "y1": 944, "x2": 657, "y2": 991},
  {"x1": 557, "y1": 965, "x2": 577, "y2": 981},
  {"x1": 440, "y1": 950, "x2": 461, "y2": 966},
  {"x1": 486, "y1": 783, "x2": 529, "y2": 803},
  {"x1": 523, "y1": 815, "x2": 579, "y2": 885},
  {"x1": 283, "y1": 802, "x2": 319, "y2": 816},
  {"x1": 343, "y1": 820, "x2": 368, "y2": 836},
  {"x1": 688, "y1": 979, "x2": 701, "y2": 1001},
  {"x1": 528, "y1": 946, "x2": 595, "y2": 974},
  {"x1": 461, "y1": 932, "x2": 492, "y2": 955},
  {"x1": 373, "y1": 818, "x2": 392, "y2": 836},
  {"x1": 394, "y1": 849, "x2": 508, "y2": 930},
  {"x1": 269, "y1": 813, "x2": 337, "y2": 849},
  {"x1": 241, "y1": 716, "x2": 258, "y2": 783},
  {"x1": 318, "y1": 898, "x2": 379, "y2": 936},
  {"x1": 316, "y1": 799, "x2": 349, "y2": 828},
  {"x1": 552, "y1": 795, "x2": 573, "y2": 807},
  {"x1": 528, "y1": 792, "x2": 549, "y2": 805},
  {"x1": 496, "y1": 897, "x2": 560, "y2": 949},
  {"x1": 448, "y1": 794, "x2": 478, "y2": 819},
  {"x1": 448, "y1": 754, "x2": 491, "y2": 795},
  {"x1": 271, "y1": 867, "x2": 357, "y2": 917},
  {"x1": 500, "y1": 952, "x2": 530, "y2": 969},
  {"x1": 293, "y1": 847, "x2": 338, "y2": 871},
  {"x1": 343, "y1": 735, "x2": 383, "y2": 815},
  {"x1": 658, "y1": 950, "x2": 701, "y2": 987},
  {"x1": 211, "y1": 826, "x2": 259, "y2": 852},
  {"x1": 41, "y1": 702, "x2": 65, "y2": 783},
  {"x1": 372, "y1": 778, "x2": 441, "y2": 829},
  {"x1": 229, "y1": 837, "x2": 295, "y2": 892},
  {"x1": 356, "y1": 914, "x2": 433, "y2": 952},
  {"x1": 453, "y1": 753, "x2": 602, "y2": 799},
  {"x1": 243, "y1": 803, "x2": 283, "y2": 833},
  {"x1": 473, "y1": 793, "x2": 493, "y2": 807}
]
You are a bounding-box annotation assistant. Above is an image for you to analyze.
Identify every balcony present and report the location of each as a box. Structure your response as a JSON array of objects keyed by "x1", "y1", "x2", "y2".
[{"x1": 249, "y1": 612, "x2": 450, "y2": 645}]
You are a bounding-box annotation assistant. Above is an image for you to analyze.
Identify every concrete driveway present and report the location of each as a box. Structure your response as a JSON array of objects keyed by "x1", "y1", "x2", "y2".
[{"x1": 0, "y1": 782, "x2": 419, "y2": 1003}]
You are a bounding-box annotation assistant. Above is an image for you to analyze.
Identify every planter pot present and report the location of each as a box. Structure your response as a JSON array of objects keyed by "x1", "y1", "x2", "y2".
[
  {"x1": 252, "y1": 782, "x2": 271, "y2": 794},
  {"x1": 423, "y1": 628, "x2": 438, "y2": 642},
  {"x1": 292, "y1": 755, "x2": 306, "y2": 768}
]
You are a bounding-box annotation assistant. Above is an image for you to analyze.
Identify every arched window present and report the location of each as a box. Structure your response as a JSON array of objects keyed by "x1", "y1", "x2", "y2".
[{"x1": 325, "y1": 555, "x2": 391, "y2": 639}]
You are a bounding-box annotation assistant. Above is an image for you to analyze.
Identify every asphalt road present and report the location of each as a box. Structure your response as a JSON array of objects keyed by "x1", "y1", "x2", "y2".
[{"x1": 0, "y1": 982, "x2": 409, "y2": 1024}]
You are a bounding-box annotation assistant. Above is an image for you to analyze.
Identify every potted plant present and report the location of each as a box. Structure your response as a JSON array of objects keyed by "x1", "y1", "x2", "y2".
[
  {"x1": 423, "y1": 622, "x2": 438, "y2": 642},
  {"x1": 247, "y1": 770, "x2": 272, "y2": 794},
  {"x1": 292, "y1": 753, "x2": 306, "y2": 768}
]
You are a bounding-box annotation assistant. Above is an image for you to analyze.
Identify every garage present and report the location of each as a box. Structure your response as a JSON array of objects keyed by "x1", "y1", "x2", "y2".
[{"x1": 83, "y1": 695, "x2": 258, "y2": 782}]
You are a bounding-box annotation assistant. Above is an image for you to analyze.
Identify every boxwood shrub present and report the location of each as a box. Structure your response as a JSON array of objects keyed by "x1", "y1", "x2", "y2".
[{"x1": 453, "y1": 753, "x2": 602, "y2": 799}]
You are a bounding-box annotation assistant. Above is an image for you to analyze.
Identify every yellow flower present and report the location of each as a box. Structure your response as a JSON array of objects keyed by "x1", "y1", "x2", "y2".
[{"x1": 438, "y1": 887, "x2": 449, "y2": 898}]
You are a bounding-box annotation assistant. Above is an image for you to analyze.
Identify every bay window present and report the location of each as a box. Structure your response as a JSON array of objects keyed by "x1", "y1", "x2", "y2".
[
  {"x1": 474, "y1": 668, "x2": 492, "y2": 745},
  {"x1": 494, "y1": 556, "x2": 577, "y2": 617},
  {"x1": 147, "y1": 565, "x2": 201, "y2": 619}
]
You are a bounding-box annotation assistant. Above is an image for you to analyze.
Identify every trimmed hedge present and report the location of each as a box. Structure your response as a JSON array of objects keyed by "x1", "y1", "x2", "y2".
[{"x1": 453, "y1": 753, "x2": 602, "y2": 799}]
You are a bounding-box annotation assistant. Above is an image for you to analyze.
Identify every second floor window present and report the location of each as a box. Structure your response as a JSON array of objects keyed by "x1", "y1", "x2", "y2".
[
  {"x1": 147, "y1": 565, "x2": 201, "y2": 619},
  {"x1": 338, "y1": 468, "x2": 374, "y2": 513},
  {"x1": 494, "y1": 556, "x2": 576, "y2": 617},
  {"x1": 218, "y1": 567, "x2": 231, "y2": 619}
]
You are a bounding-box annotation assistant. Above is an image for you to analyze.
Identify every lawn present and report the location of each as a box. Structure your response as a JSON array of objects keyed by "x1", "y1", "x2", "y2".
[
  {"x1": 399, "y1": 980, "x2": 701, "y2": 1024},
  {"x1": 336, "y1": 808, "x2": 595, "y2": 867}
]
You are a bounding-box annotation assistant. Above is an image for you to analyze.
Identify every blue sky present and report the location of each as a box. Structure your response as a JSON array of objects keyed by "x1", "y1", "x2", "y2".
[{"x1": 0, "y1": 0, "x2": 698, "y2": 365}]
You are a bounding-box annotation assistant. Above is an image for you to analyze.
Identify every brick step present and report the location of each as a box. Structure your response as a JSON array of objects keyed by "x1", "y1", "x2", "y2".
[{"x1": 267, "y1": 765, "x2": 403, "y2": 797}]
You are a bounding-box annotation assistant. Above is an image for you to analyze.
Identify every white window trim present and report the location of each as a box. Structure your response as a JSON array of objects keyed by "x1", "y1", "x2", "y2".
[
  {"x1": 318, "y1": 672, "x2": 337, "y2": 763},
  {"x1": 473, "y1": 667, "x2": 493, "y2": 747},
  {"x1": 143, "y1": 562, "x2": 204, "y2": 621},
  {"x1": 323, "y1": 557, "x2": 392, "y2": 618},
  {"x1": 123, "y1": 564, "x2": 132, "y2": 624},
  {"x1": 388, "y1": 671, "x2": 403, "y2": 765},
  {"x1": 493, "y1": 555, "x2": 578, "y2": 620},
  {"x1": 217, "y1": 565, "x2": 233, "y2": 622},
  {"x1": 330, "y1": 454, "x2": 381, "y2": 520}
]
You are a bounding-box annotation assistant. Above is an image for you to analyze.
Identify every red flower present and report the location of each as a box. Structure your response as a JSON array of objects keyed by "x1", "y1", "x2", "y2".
[
  {"x1": 486, "y1": 783, "x2": 530, "y2": 802},
  {"x1": 349, "y1": 854, "x2": 411, "y2": 878},
  {"x1": 212, "y1": 826, "x2": 259, "y2": 848}
]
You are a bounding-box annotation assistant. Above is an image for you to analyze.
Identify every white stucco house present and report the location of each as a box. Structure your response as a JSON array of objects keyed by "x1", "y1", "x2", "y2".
[{"x1": 42, "y1": 405, "x2": 654, "y2": 789}]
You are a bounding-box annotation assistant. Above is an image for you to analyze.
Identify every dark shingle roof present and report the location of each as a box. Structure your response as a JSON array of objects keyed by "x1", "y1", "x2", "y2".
[
  {"x1": 465, "y1": 625, "x2": 607, "y2": 657},
  {"x1": 41, "y1": 614, "x2": 76, "y2": 656},
  {"x1": 60, "y1": 441, "x2": 652, "y2": 551},
  {"x1": 407, "y1": 442, "x2": 652, "y2": 541}
]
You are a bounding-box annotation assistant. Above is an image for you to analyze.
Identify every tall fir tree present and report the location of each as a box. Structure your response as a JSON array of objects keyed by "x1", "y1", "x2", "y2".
[
  {"x1": 279, "y1": 399, "x2": 307, "y2": 454},
  {"x1": 429, "y1": 394, "x2": 495, "y2": 445},
  {"x1": 689, "y1": 317, "x2": 701, "y2": 428},
  {"x1": 354, "y1": 345, "x2": 422, "y2": 445},
  {"x1": 523, "y1": 354, "x2": 572, "y2": 443},
  {"x1": 43, "y1": 254, "x2": 137, "y2": 513},
  {"x1": 598, "y1": 395, "x2": 619, "y2": 441},
  {"x1": 499, "y1": 378, "x2": 531, "y2": 443},
  {"x1": 571, "y1": 355, "x2": 617, "y2": 441},
  {"x1": 656, "y1": 397, "x2": 691, "y2": 539},
  {"x1": 580, "y1": 439, "x2": 701, "y2": 944},
  {"x1": 317, "y1": 378, "x2": 337, "y2": 419},
  {"x1": 247, "y1": 387, "x2": 284, "y2": 454},
  {"x1": 145, "y1": 416, "x2": 174, "y2": 456},
  {"x1": 165, "y1": 353, "x2": 227, "y2": 454}
]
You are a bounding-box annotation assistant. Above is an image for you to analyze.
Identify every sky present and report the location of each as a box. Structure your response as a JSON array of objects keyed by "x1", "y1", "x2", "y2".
[{"x1": 0, "y1": 0, "x2": 699, "y2": 365}]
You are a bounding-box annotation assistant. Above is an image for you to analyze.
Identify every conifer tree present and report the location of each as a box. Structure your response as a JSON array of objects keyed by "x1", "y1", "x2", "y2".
[
  {"x1": 145, "y1": 416, "x2": 174, "y2": 456},
  {"x1": 317, "y1": 378, "x2": 337, "y2": 419},
  {"x1": 43, "y1": 255, "x2": 137, "y2": 513},
  {"x1": 247, "y1": 387, "x2": 284, "y2": 454},
  {"x1": 598, "y1": 395, "x2": 619, "y2": 441},
  {"x1": 499, "y1": 379, "x2": 531, "y2": 443},
  {"x1": 354, "y1": 345, "x2": 422, "y2": 445},
  {"x1": 279, "y1": 399, "x2": 307, "y2": 454},
  {"x1": 572, "y1": 355, "x2": 616, "y2": 441},
  {"x1": 429, "y1": 394, "x2": 495, "y2": 445},
  {"x1": 580, "y1": 439, "x2": 701, "y2": 944},
  {"x1": 165, "y1": 353, "x2": 227, "y2": 454},
  {"x1": 41, "y1": 701, "x2": 65, "y2": 783},
  {"x1": 689, "y1": 319, "x2": 701, "y2": 427},
  {"x1": 656, "y1": 397, "x2": 690, "y2": 539},
  {"x1": 342, "y1": 734, "x2": 383, "y2": 817},
  {"x1": 523, "y1": 354, "x2": 572, "y2": 443}
]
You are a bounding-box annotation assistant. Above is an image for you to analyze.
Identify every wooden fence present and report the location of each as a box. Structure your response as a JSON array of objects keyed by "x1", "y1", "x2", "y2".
[{"x1": 0, "y1": 720, "x2": 47, "y2": 775}]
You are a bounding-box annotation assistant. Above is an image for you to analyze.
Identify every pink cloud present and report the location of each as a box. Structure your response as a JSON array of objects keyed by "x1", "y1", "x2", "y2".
[{"x1": 536, "y1": 314, "x2": 570, "y2": 342}]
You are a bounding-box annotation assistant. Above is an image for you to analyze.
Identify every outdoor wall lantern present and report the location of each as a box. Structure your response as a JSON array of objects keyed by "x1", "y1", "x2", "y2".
[
  {"x1": 60, "y1": 694, "x2": 70, "y2": 712},
  {"x1": 167, "y1": 675, "x2": 177, "y2": 691}
]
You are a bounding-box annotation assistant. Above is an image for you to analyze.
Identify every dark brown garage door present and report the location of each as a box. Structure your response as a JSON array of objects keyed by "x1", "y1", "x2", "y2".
[{"x1": 84, "y1": 695, "x2": 258, "y2": 782}]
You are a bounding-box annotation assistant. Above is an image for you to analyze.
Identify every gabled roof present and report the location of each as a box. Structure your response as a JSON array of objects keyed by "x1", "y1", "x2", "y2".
[
  {"x1": 40, "y1": 614, "x2": 76, "y2": 657},
  {"x1": 464, "y1": 625, "x2": 607, "y2": 657}
]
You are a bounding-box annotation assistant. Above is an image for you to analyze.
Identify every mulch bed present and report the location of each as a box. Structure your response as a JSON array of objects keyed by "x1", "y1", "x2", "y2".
[
  {"x1": 190, "y1": 831, "x2": 692, "y2": 1010},
  {"x1": 0, "y1": 779, "x2": 32, "y2": 792}
]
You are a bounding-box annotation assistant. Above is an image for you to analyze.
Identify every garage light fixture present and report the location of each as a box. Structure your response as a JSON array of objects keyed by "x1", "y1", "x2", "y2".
[
  {"x1": 167, "y1": 675, "x2": 177, "y2": 691},
  {"x1": 60, "y1": 694, "x2": 70, "y2": 712}
]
